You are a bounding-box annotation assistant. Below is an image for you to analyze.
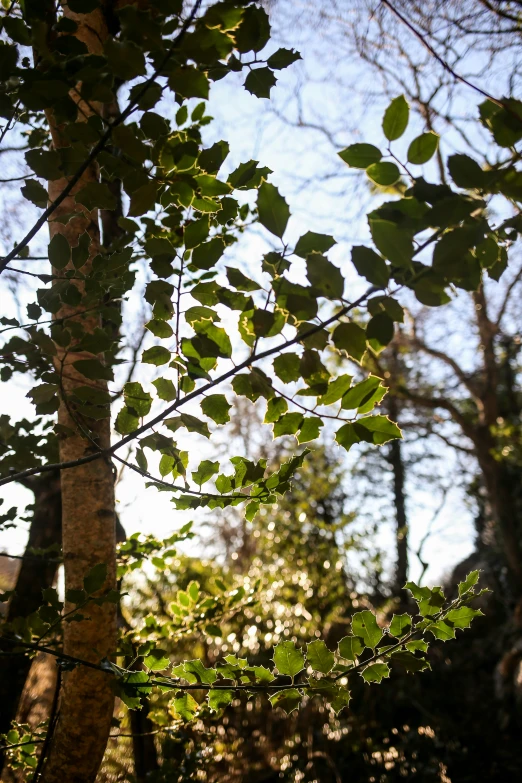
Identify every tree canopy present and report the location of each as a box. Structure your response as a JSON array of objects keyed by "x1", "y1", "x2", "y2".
[{"x1": 0, "y1": 1, "x2": 520, "y2": 781}]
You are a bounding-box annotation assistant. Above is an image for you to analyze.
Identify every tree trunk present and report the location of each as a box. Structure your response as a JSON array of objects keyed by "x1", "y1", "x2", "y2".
[
  {"x1": 475, "y1": 431, "x2": 522, "y2": 597},
  {"x1": 386, "y1": 395, "x2": 409, "y2": 593},
  {"x1": 129, "y1": 683, "x2": 161, "y2": 781},
  {"x1": 0, "y1": 474, "x2": 61, "y2": 768},
  {"x1": 39, "y1": 6, "x2": 117, "y2": 782}
]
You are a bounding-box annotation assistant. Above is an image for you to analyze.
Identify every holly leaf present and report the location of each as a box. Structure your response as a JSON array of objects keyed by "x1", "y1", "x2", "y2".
[
  {"x1": 269, "y1": 688, "x2": 302, "y2": 714},
  {"x1": 351, "y1": 610, "x2": 382, "y2": 649},
  {"x1": 458, "y1": 570, "x2": 480, "y2": 597},
  {"x1": 201, "y1": 394, "x2": 231, "y2": 425},
  {"x1": 273, "y1": 641, "x2": 305, "y2": 677},
  {"x1": 389, "y1": 613, "x2": 412, "y2": 638},
  {"x1": 338, "y1": 635, "x2": 364, "y2": 661},
  {"x1": 245, "y1": 67, "x2": 277, "y2": 99},
  {"x1": 257, "y1": 182, "x2": 290, "y2": 238},
  {"x1": 306, "y1": 640, "x2": 334, "y2": 674},
  {"x1": 84, "y1": 563, "x2": 107, "y2": 594},
  {"x1": 172, "y1": 692, "x2": 199, "y2": 721},
  {"x1": 144, "y1": 649, "x2": 170, "y2": 671},
  {"x1": 361, "y1": 663, "x2": 390, "y2": 684}
]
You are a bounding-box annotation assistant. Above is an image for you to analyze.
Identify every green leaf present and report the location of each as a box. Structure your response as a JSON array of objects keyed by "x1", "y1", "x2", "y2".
[
  {"x1": 367, "y1": 313, "x2": 394, "y2": 350},
  {"x1": 199, "y1": 141, "x2": 230, "y2": 175},
  {"x1": 368, "y1": 295, "x2": 404, "y2": 322},
  {"x1": 226, "y1": 267, "x2": 261, "y2": 291},
  {"x1": 144, "y1": 649, "x2": 170, "y2": 671},
  {"x1": 366, "y1": 162, "x2": 401, "y2": 186},
  {"x1": 124, "y1": 382, "x2": 152, "y2": 417},
  {"x1": 418, "y1": 587, "x2": 446, "y2": 617},
  {"x1": 21, "y1": 179, "x2": 49, "y2": 208},
  {"x1": 335, "y1": 422, "x2": 358, "y2": 452},
  {"x1": 318, "y1": 374, "x2": 353, "y2": 406},
  {"x1": 166, "y1": 413, "x2": 210, "y2": 438},
  {"x1": 458, "y1": 570, "x2": 480, "y2": 597},
  {"x1": 72, "y1": 232, "x2": 91, "y2": 269},
  {"x1": 338, "y1": 143, "x2": 382, "y2": 169},
  {"x1": 391, "y1": 651, "x2": 430, "y2": 673},
  {"x1": 369, "y1": 218, "x2": 413, "y2": 267},
  {"x1": 427, "y1": 620, "x2": 455, "y2": 641},
  {"x1": 448, "y1": 154, "x2": 485, "y2": 188},
  {"x1": 245, "y1": 67, "x2": 277, "y2": 99},
  {"x1": 173, "y1": 692, "x2": 199, "y2": 721},
  {"x1": 192, "y1": 237, "x2": 225, "y2": 271},
  {"x1": 66, "y1": 588, "x2": 87, "y2": 605},
  {"x1": 382, "y1": 95, "x2": 409, "y2": 141},
  {"x1": 3, "y1": 16, "x2": 31, "y2": 45},
  {"x1": 297, "y1": 416, "x2": 323, "y2": 444},
  {"x1": 142, "y1": 346, "x2": 171, "y2": 366},
  {"x1": 273, "y1": 353, "x2": 301, "y2": 383},
  {"x1": 183, "y1": 659, "x2": 218, "y2": 685},
  {"x1": 269, "y1": 688, "x2": 302, "y2": 714},
  {"x1": 128, "y1": 181, "x2": 159, "y2": 217},
  {"x1": 192, "y1": 459, "x2": 219, "y2": 486},
  {"x1": 352, "y1": 610, "x2": 382, "y2": 649},
  {"x1": 48, "y1": 234, "x2": 70, "y2": 270},
  {"x1": 120, "y1": 671, "x2": 151, "y2": 709},
  {"x1": 389, "y1": 613, "x2": 412, "y2": 638},
  {"x1": 115, "y1": 407, "x2": 139, "y2": 435},
  {"x1": 294, "y1": 231, "x2": 336, "y2": 258},
  {"x1": 351, "y1": 245, "x2": 389, "y2": 287},
  {"x1": 356, "y1": 415, "x2": 402, "y2": 445},
  {"x1": 208, "y1": 689, "x2": 233, "y2": 712},
  {"x1": 201, "y1": 394, "x2": 231, "y2": 425},
  {"x1": 84, "y1": 563, "x2": 107, "y2": 594},
  {"x1": 105, "y1": 38, "x2": 145, "y2": 80},
  {"x1": 338, "y1": 635, "x2": 364, "y2": 661},
  {"x1": 306, "y1": 640, "x2": 335, "y2": 674},
  {"x1": 479, "y1": 98, "x2": 522, "y2": 147},
  {"x1": 332, "y1": 322, "x2": 367, "y2": 363},
  {"x1": 267, "y1": 48, "x2": 301, "y2": 69},
  {"x1": 406, "y1": 640, "x2": 428, "y2": 654},
  {"x1": 341, "y1": 375, "x2": 383, "y2": 411},
  {"x1": 273, "y1": 412, "x2": 303, "y2": 438},
  {"x1": 446, "y1": 606, "x2": 483, "y2": 629},
  {"x1": 145, "y1": 320, "x2": 173, "y2": 339},
  {"x1": 234, "y1": 5, "x2": 271, "y2": 53},
  {"x1": 75, "y1": 182, "x2": 117, "y2": 211},
  {"x1": 169, "y1": 66, "x2": 209, "y2": 99},
  {"x1": 257, "y1": 182, "x2": 290, "y2": 238},
  {"x1": 306, "y1": 253, "x2": 344, "y2": 299},
  {"x1": 25, "y1": 149, "x2": 62, "y2": 180},
  {"x1": 407, "y1": 131, "x2": 439, "y2": 164},
  {"x1": 404, "y1": 581, "x2": 432, "y2": 601},
  {"x1": 362, "y1": 663, "x2": 390, "y2": 684},
  {"x1": 273, "y1": 640, "x2": 305, "y2": 677},
  {"x1": 185, "y1": 216, "x2": 210, "y2": 250},
  {"x1": 264, "y1": 396, "x2": 288, "y2": 423},
  {"x1": 27, "y1": 383, "x2": 59, "y2": 405},
  {"x1": 72, "y1": 359, "x2": 113, "y2": 381},
  {"x1": 228, "y1": 159, "x2": 269, "y2": 189}
]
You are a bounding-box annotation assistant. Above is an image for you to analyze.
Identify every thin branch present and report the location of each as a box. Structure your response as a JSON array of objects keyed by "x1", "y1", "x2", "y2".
[
  {"x1": 409, "y1": 337, "x2": 481, "y2": 401},
  {"x1": 381, "y1": 0, "x2": 511, "y2": 108}
]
